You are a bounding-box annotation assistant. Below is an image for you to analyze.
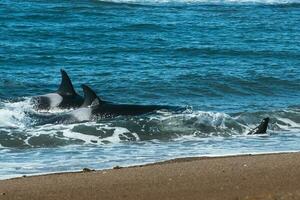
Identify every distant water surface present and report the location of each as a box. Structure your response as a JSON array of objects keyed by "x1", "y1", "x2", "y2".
[{"x1": 0, "y1": 0, "x2": 299, "y2": 179}]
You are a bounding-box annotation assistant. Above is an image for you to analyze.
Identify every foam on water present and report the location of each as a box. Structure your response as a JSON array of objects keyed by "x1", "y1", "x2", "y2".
[
  {"x1": 276, "y1": 117, "x2": 300, "y2": 131},
  {"x1": 0, "y1": 99, "x2": 32, "y2": 129},
  {"x1": 0, "y1": 0, "x2": 299, "y2": 179},
  {"x1": 0, "y1": 99, "x2": 299, "y2": 149}
]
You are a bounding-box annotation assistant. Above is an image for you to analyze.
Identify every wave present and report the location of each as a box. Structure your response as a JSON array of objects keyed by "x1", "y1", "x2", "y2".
[
  {"x1": 0, "y1": 98, "x2": 299, "y2": 148},
  {"x1": 0, "y1": 99, "x2": 33, "y2": 129},
  {"x1": 96, "y1": 0, "x2": 300, "y2": 5}
]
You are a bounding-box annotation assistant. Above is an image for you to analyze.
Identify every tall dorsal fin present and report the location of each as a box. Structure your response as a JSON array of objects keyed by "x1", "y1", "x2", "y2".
[
  {"x1": 81, "y1": 84, "x2": 102, "y2": 107},
  {"x1": 57, "y1": 69, "x2": 77, "y2": 96}
]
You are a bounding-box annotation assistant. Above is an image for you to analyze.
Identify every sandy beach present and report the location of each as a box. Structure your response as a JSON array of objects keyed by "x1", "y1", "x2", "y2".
[{"x1": 1, "y1": 152, "x2": 300, "y2": 200}]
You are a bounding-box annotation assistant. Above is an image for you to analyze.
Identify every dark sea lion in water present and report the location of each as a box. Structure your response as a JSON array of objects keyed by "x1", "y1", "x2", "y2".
[{"x1": 247, "y1": 117, "x2": 270, "y2": 135}]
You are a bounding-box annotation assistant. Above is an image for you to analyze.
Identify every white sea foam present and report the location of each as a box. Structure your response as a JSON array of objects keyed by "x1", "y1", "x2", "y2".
[
  {"x1": 0, "y1": 98, "x2": 32, "y2": 129},
  {"x1": 22, "y1": 122, "x2": 136, "y2": 145},
  {"x1": 275, "y1": 117, "x2": 300, "y2": 132},
  {"x1": 24, "y1": 108, "x2": 299, "y2": 145},
  {"x1": 0, "y1": 101, "x2": 299, "y2": 180},
  {"x1": 0, "y1": 98, "x2": 299, "y2": 148},
  {"x1": 63, "y1": 127, "x2": 102, "y2": 144}
]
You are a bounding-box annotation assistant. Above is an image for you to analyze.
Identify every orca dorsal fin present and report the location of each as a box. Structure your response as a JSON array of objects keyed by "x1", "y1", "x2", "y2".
[
  {"x1": 81, "y1": 84, "x2": 102, "y2": 107},
  {"x1": 248, "y1": 117, "x2": 270, "y2": 135},
  {"x1": 57, "y1": 69, "x2": 77, "y2": 96}
]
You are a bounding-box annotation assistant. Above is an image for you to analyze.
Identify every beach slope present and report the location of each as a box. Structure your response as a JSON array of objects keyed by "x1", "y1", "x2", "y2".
[{"x1": 1, "y1": 153, "x2": 300, "y2": 200}]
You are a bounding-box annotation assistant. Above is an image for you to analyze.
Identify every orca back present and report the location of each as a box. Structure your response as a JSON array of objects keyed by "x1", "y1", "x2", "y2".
[{"x1": 32, "y1": 69, "x2": 83, "y2": 110}]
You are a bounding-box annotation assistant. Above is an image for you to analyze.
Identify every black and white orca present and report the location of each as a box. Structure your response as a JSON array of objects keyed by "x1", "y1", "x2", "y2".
[
  {"x1": 36, "y1": 83, "x2": 271, "y2": 133},
  {"x1": 31, "y1": 69, "x2": 83, "y2": 110},
  {"x1": 82, "y1": 85, "x2": 176, "y2": 117},
  {"x1": 39, "y1": 84, "x2": 177, "y2": 124}
]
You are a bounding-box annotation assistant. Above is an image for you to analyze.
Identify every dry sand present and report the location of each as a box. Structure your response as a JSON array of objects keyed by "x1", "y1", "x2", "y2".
[{"x1": 1, "y1": 153, "x2": 300, "y2": 200}]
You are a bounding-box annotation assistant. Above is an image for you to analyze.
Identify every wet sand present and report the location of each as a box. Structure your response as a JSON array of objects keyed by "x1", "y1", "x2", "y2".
[{"x1": 1, "y1": 153, "x2": 300, "y2": 200}]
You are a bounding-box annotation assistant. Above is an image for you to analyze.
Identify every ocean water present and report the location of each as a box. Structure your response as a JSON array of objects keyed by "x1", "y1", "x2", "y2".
[{"x1": 0, "y1": 0, "x2": 299, "y2": 179}]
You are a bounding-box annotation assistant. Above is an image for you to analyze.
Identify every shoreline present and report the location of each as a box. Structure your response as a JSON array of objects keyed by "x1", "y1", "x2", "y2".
[
  {"x1": 3, "y1": 151, "x2": 298, "y2": 181},
  {"x1": 1, "y1": 152, "x2": 300, "y2": 199}
]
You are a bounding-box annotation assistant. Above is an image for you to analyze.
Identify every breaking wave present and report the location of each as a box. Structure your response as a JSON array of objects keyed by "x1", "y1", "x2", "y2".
[{"x1": 0, "y1": 99, "x2": 299, "y2": 148}]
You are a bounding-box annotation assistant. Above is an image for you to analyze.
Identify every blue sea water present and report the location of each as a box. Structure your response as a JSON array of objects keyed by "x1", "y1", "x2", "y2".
[{"x1": 0, "y1": 0, "x2": 299, "y2": 179}]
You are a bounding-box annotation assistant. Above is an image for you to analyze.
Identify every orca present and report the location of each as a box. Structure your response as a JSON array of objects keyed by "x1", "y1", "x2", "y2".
[
  {"x1": 31, "y1": 69, "x2": 83, "y2": 110},
  {"x1": 247, "y1": 117, "x2": 270, "y2": 135},
  {"x1": 82, "y1": 84, "x2": 176, "y2": 117},
  {"x1": 38, "y1": 84, "x2": 176, "y2": 125}
]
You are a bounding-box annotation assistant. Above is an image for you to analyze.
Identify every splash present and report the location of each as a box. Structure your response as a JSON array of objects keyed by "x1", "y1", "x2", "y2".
[
  {"x1": 0, "y1": 98, "x2": 299, "y2": 148},
  {"x1": 0, "y1": 99, "x2": 33, "y2": 129}
]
